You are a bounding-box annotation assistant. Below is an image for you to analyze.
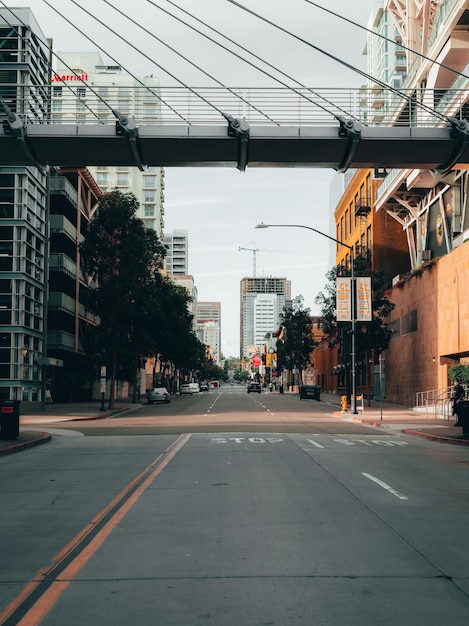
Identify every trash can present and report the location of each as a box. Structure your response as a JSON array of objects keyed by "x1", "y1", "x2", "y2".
[
  {"x1": 299, "y1": 385, "x2": 321, "y2": 401},
  {"x1": 0, "y1": 400, "x2": 21, "y2": 440},
  {"x1": 460, "y1": 400, "x2": 469, "y2": 435}
]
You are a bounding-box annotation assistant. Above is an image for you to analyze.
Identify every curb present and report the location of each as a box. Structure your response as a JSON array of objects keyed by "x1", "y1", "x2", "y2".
[
  {"x1": 0, "y1": 432, "x2": 51, "y2": 456},
  {"x1": 401, "y1": 429, "x2": 469, "y2": 446}
]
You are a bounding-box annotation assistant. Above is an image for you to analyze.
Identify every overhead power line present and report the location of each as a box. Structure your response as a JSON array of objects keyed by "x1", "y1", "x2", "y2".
[
  {"x1": 303, "y1": 0, "x2": 469, "y2": 83},
  {"x1": 223, "y1": 0, "x2": 454, "y2": 125}
]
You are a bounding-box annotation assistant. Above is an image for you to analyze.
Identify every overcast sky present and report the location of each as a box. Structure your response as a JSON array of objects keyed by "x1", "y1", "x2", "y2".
[{"x1": 3, "y1": 0, "x2": 376, "y2": 357}]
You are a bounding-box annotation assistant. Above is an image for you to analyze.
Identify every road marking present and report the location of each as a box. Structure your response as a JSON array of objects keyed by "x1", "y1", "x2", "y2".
[
  {"x1": 362, "y1": 472, "x2": 409, "y2": 500},
  {"x1": 0, "y1": 434, "x2": 191, "y2": 626},
  {"x1": 210, "y1": 437, "x2": 284, "y2": 444},
  {"x1": 307, "y1": 439, "x2": 325, "y2": 449}
]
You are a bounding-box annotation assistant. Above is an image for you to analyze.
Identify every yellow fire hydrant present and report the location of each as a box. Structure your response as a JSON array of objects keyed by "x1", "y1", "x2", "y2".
[{"x1": 341, "y1": 395, "x2": 348, "y2": 411}]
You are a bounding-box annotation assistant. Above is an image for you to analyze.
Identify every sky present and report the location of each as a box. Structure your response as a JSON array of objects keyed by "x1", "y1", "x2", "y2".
[{"x1": 2, "y1": 0, "x2": 376, "y2": 357}]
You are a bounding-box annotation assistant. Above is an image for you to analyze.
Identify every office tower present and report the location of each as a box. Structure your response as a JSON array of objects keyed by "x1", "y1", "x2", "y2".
[
  {"x1": 240, "y1": 277, "x2": 291, "y2": 358},
  {"x1": 51, "y1": 52, "x2": 165, "y2": 237}
]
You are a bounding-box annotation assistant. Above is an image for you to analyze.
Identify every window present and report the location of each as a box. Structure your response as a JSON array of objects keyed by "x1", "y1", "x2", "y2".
[
  {"x1": 144, "y1": 192, "x2": 155, "y2": 202},
  {"x1": 77, "y1": 87, "x2": 86, "y2": 98},
  {"x1": 143, "y1": 175, "x2": 156, "y2": 187},
  {"x1": 116, "y1": 173, "x2": 128, "y2": 186},
  {"x1": 144, "y1": 205, "x2": 155, "y2": 217}
]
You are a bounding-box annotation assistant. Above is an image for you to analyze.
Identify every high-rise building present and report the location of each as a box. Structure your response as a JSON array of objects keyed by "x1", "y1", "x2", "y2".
[
  {"x1": 164, "y1": 229, "x2": 189, "y2": 275},
  {"x1": 0, "y1": 9, "x2": 50, "y2": 404},
  {"x1": 197, "y1": 302, "x2": 222, "y2": 364},
  {"x1": 51, "y1": 52, "x2": 165, "y2": 237},
  {"x1": 240, "y1": 277, "x2": 291, "y2": 358}
]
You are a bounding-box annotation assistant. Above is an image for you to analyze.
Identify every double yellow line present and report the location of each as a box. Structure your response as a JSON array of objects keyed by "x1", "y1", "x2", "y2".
[{"x1": 0, "y1": 433, "x2": 191, "y2": 626}]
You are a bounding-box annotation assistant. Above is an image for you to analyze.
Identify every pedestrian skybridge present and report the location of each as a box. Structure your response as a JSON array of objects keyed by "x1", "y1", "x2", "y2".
[{"x1": 2, "y1": 86, "x2": 469, "y2": 173}]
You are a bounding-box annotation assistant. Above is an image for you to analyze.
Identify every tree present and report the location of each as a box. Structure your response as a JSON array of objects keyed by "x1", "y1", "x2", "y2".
[
  {"x1": 277, "y1": 296, "x2": 316, "y2": 387},
  {"x1": 80, "y1": 190, "x2": 166, "y2": 408},
  {"x1": 315, "y1": 247, "x2": 395, "y2": 398}
]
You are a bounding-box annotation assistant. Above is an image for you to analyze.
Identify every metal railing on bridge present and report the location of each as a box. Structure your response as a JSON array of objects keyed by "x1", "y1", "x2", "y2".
[{"x1": 2, "y1": 85, "x2": 468, "y2": 128}]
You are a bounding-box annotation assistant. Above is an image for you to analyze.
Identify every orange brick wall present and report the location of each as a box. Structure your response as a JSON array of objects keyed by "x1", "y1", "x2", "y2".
[{"x1": 384, "y1": 242, "x2": 469, "y2": 405}]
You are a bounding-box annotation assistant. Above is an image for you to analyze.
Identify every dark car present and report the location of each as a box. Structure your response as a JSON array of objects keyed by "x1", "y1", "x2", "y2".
[
  {"x1": 247, "y1": 382, "x2": 261, "y2": 394},
  {"x1": 147, "y1": 387, "x2": 171, "y2": 404}
]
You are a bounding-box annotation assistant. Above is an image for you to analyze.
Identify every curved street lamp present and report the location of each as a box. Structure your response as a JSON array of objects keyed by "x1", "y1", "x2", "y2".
[{"x1": 255, "y1": 222, "x2": 358, "y2": 415}]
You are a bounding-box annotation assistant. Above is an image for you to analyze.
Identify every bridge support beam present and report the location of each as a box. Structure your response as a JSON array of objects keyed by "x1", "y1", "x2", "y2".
[
  {"x1": 113, "y1": 110, "x2": 147, "y2": 172},
  {"x1": 0, "y1": 97, "x2": 47, "y2": 172},
  {"x1": 336, "y1": 118, "x2": 362, "y2": 173},
  {"x1": 435, "y1": 118, "x2": 469, "y2": 176},
  {"x1": 224, "y1": 114, "x2": 250, "y2": 172}
]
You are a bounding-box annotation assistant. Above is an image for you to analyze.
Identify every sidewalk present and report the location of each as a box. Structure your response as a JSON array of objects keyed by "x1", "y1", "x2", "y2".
[
  {"x1": 320, "y1": 391, "x2": 469, "y2": 446},
  {"x1": 0, "y1": 400, "x2": 138, "y2": 456},
  {"x1": 1, "y1": 393, "x2": 468, "y2": 456}
]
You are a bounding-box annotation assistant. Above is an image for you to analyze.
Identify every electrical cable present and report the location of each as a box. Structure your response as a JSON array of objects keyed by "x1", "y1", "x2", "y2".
[
  {"x1": 41, "y1": 0, "x2": 190, "y2": 124},
  {"x1": 224, "y1": 0, "x2": 453, "y2": 125},
  {"x1": 303, "y1": 0, "x2": 469, "y2": 82},
  {"x1": 59, "y1": 0, "x2": 228, "y2": 121},
  {"x1": 0, "y1": 1, "x2": 110, "y2": 120},
  {"x1": 98, "y1": 0, "x2": 278, "y2": 125},
  {"x1": 146, "y1": 0, "x2": 359, "y2": 122}
]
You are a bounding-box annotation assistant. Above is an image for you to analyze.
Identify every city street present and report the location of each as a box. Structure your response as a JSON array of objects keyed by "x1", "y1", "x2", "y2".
[{"x1": 1, "y1": 387, "x2": 469, "y2": 625}]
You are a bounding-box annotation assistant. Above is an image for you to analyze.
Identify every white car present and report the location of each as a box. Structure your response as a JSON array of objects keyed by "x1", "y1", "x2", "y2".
[
  {"x1": 147, "y1": 387, "x2": 170, "y2": 404},
  {"x1": 180, "y1": 383, "x2": 200, "y2": 395},
  {"x1": 180, "y1": 384, "x2": 194, "y2": 395}
]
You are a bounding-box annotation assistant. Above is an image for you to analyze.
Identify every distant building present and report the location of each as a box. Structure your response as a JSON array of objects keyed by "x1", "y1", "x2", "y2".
[
  {"x1": 172, "y1": 275, "x2": 198, "y2": 325},
  {"x1": 164, "y1": 229, "x2": 189, "y2": 275},
  {"x1": 197, "y1": 302, "x2": 222, "y2": 363},
  {"x1": 240, "y1": 277, "x2": 291, "y2": 358},
  {"x1": 52, "y1": 52, "x2": 165, "y2": 237}
]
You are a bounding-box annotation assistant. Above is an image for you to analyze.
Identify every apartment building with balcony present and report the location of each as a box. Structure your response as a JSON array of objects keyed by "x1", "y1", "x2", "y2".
[
  {"x1": 321, "y1": 1, "x2": 469, "y2": 404},
  {"x1": 0, "y1": 8, "x2": 50, "y2": 405},
  {"x1": 47, "y1": 168, "x2": 101, "y2": 401}
]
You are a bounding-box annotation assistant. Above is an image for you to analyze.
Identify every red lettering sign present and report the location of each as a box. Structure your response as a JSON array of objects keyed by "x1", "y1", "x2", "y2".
[{"x1": 51, "y1": 73, "x2": 89, "y2": 83}]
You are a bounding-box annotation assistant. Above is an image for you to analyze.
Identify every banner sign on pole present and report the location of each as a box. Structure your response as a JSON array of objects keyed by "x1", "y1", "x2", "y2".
[
  {"x1": 357, "y1": 276, "x2": 372, "y2": 321},
  {"x1": 336, "y1": 277, "x2": 352, "y2": 321}
]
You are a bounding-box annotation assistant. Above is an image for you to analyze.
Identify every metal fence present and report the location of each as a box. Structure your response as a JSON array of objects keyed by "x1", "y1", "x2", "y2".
[
  {"x1": 414, "y1": 385, "x2": 467, "y2": 420},
  {"x1": 1, "y1": 85, "x2": 468, "y2": 127}
]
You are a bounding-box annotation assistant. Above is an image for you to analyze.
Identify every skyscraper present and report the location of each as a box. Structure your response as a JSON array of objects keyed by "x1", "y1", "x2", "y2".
[{"x1": 240, "y1": 277, "x2": 291, "y2": 358}]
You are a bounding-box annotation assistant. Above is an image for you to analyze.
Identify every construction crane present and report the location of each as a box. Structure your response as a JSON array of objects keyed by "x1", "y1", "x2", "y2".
[
  {"x1": 239, "y1": 245, "x2": 289, "y2": 277},
  {"x1": 239, "y1": 246, "x2": 259, "y2": 277}
]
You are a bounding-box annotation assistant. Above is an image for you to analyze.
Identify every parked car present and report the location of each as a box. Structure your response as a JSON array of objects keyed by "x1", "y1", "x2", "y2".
[
  {"x1": 189, "y1": 382, "x2": 200, "y2": 393},
  {"x1": 147, "y1": 387, "x2": 170, "y2": 404},
  {"x1": 200, "y1": 383, "x2": 209, "y2": 391},
  {"x1": 180, "y1": 384, "x2": 194, "y2": 395},
  {"x1": 247, "y1": 382, "x2": 261, "y2": 394}
]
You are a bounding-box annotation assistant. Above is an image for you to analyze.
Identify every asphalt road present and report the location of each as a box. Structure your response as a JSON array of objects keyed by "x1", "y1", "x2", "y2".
[{"x1": 1, "y1": 387, "x2": 469, "y2": 625}]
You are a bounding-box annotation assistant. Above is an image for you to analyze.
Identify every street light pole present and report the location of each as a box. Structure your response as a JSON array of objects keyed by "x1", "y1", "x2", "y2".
[{"x1": 255, "y1": 222, "x2": 358, "y2": 415}]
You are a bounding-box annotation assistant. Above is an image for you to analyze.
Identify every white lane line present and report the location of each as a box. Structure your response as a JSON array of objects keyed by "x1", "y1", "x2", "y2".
[
  {"x1": 362, "y1": 472, "x2": 408, "y2": 500},
  {"x1": 307, "y1": 439, "x2": 324, "y2": 449}
]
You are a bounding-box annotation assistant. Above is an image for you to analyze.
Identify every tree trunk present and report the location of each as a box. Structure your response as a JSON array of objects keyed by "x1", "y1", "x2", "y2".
[{"x1": 108, "y1": 348, "x2": 117, "y2": 409}]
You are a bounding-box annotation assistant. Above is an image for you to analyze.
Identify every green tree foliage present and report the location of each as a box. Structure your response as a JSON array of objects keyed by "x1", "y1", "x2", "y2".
[
  {"x1": 448, "y1": 365, "x2": 469, "y2": 385},
  {"x1": 80, "y1": 190, "x2": 205, "y2": 406},
  {"x1": 315, "y1": 248, "x2": 395, "y2": 389},
  {"x1": 277, "y1": 296, "x2": 316, "y2": 383}
]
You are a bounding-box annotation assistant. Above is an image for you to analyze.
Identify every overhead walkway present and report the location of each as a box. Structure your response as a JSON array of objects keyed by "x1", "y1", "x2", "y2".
[{"x1": 1, "y1": 86, "x2": 469, "y2": 172}]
